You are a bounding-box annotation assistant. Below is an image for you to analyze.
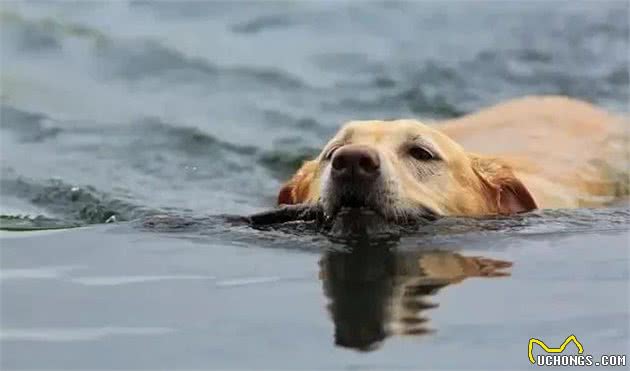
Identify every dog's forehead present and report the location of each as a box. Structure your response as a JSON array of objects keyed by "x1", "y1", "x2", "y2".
[{"x1": 338, "y1": 120, "x2": 439, "y2": 142}]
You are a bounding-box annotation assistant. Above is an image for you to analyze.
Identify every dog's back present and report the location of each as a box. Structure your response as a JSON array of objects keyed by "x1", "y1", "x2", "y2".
[{"x1": 438, "y1": 96, "x2": 629, "y2": 208}]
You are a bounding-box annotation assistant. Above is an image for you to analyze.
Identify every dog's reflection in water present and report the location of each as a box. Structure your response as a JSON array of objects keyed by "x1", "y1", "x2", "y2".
[{"x1": 319, "y1": 246, "x2": 511, "y2": 351}]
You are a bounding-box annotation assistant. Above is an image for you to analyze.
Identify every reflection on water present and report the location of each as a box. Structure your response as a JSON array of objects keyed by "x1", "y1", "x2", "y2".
[{"x1": 320, "y1": 244, "x2": 512, "y2": 351}]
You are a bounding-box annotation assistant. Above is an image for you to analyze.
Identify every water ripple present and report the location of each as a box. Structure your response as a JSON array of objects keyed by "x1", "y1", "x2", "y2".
[
  {"x1": 70, "y1": 275, "x2": 216, "y2": 286},
  {"x1": 1, "y1": 327, "x2": 173, "y2": 342}
]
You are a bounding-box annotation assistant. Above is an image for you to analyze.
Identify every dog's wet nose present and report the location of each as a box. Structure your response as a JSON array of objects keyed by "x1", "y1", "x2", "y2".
[{"x1": 331, "y1": 145, "x2": 380, "y2": 181}]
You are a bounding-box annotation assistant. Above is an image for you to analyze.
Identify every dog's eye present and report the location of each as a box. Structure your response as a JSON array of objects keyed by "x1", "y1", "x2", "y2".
[{"x1": 409, "y1": 146, "x2": 435, "y2": 161}]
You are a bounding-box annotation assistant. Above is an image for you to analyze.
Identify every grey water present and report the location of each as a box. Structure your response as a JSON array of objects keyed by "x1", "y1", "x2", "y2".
[{"x1": 0, "y1": 1, "x2": 629, "y2": 369}]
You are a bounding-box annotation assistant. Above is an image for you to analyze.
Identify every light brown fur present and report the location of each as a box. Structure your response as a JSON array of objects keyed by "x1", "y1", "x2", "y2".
[{"x1": 279, "y1": 96, "x2": 629, "y2": 216}]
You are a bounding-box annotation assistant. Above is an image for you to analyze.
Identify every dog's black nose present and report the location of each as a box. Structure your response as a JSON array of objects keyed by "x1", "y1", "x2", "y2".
[{"x1": 331, "y1": 145, "x2": 380, "y2": 181}]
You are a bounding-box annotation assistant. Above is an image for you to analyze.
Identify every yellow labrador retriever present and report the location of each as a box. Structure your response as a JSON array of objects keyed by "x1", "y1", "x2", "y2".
[{"x1": 278, "y1": 96, "x2": 628, "y2": 220}]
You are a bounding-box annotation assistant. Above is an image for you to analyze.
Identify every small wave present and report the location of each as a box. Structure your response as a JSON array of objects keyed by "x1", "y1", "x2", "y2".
[
  {"x1": 396, "y1": 207, "x2": 630, "y2": 248},
  {"x1": 134, "y1": 118, "x2": 322, "y2": 179},
  {"x1": 0, "y1": 105, "x2": 260, "y2": 162},
  {"x1": 231, "y1": 14, "x2": 294, "y2": 34},
  {"x1": 136, "y1": 214, "x2": 213, "y2": 233},
  {"x1": 70, "y1": 274, "x2": 216, "y2": 286},
  {"x1": 225, "y1": 65, "x2": 305, "y2": 89},
  {"x1": 413, "y1": 62, "x2": 464, "y2": 86},
  {"x1": 0, "y1": 177, "x2": 155, "y2": 229},
  {"x1": 0, "y1": 11, "x2": 109, "y2": 51},
  {"x1": 91, "y1": 36, "x2": 305, "y2": 88},
  {"x1": 326, "y1": 88, "x2": 463, "y2": 119},
  {"x1": 0, "y1": 215, "x2": 82, "y2": 231},
  {"x1": 261, "y1": 109, "x2": 333, "y2": 135},
  {"x1": 587, "y1": 8, "x2": 630, "y2": 38},
  {"x1": 96, "y1": 37, "x2": 306, "y2": 88},
  {"x1": 216, "y1": 276, "x2": 283, "y2": 287},
  {"x1": 2, "y1": 10, "x2": 306, "y2": 90},
  {"x1": 325, "y1": 60, "x2": 466, "y2": 118},
  {"x1": 0, "y1": 104, "x2": 62, "y2": 142},
  {"x1": 95, "y1": 39, "x2": 218, "y2": 82},
  {"x1": 513, "y1": 49, "x2": 553, "y2": 63},
  {"x1": 607, "y1": 66, "x2": 629, "y2": 86},
  {"x1": 372, "y1": 76, "x2": 397, "y2": 88},
  {"x1": 460, "y1": 48, "x2": 628, "y2": 108},
  {"x1": 134, "y1": 205, "x2": 630, "y2": 255},
  {"x1": 129, "y1": 0, "x2": 234, "y2": 19},
  {"x1": 0, "y1": 266, "x2": 83, "y2": 280},
  {"x1": 398, "y1": 88, "x2": 465, "y2": 118},
  {"x1": 0, "y1": 326, "x2": 173, "y2": 342},
  {"x1": 258, "y1": 145, "x2": 320, "y2": 179},
  {"x1": 136, "y1": 117, "x2": 258, "y2": 156}
]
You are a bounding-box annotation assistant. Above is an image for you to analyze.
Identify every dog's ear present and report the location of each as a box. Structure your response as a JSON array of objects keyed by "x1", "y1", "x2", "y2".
[
  {"x1": 470, "y1": 155, "x2": 537, "y2": 214},
  {"x1": 277, "y1": 160, "x2": 318, "y2": 205}
]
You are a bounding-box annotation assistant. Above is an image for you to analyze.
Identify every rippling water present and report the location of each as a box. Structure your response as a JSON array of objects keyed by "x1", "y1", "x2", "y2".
[
  {"x1": 1, "y1": 1, "x2": 629, "y2": 369},
  {"x1": 1, "y1": 1, "x2": 629, "y2": 226}
]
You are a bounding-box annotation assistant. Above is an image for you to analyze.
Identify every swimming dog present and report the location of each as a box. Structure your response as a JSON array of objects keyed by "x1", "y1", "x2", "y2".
[{"x1": 277, "y1": 96, "x2": 628, "y2": 222}]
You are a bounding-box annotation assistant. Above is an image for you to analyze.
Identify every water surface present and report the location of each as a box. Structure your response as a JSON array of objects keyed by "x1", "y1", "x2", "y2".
[{"x1": 1, "y1": 1, "x2": 629, "y2": 369}]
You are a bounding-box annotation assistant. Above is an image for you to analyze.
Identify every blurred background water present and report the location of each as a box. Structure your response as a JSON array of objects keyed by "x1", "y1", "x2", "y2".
[
  {"x1": 0, "y1": 1, "x2": 629, "y2": 369},
  {"x1": 1, "y1": 0, "x2": 628, "y2": 226}
]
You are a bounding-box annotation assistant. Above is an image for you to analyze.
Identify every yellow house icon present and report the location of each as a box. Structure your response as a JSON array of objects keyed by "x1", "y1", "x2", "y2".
[{"x1": 528, "y1": 335, "x2": 584, "y2": 364}]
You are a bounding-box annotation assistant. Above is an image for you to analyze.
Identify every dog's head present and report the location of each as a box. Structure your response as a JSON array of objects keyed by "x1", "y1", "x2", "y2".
[{"x1": 278, "y1": 120, "x2": 536, "y2": 220}]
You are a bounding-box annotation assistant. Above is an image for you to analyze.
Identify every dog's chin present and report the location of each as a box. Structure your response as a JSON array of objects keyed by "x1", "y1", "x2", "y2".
[
  {"x1": 323, "y1": 203, "x2": 438, "y2": 240},
  {"x1": 323, "y1": 194, "x2": 383, "y2": 220},
  {"x1": 323, "y1": 197, "x2": 437, "y2": 226},
  {"x1": 327, "y1": 206, "x2": 390, "y2": 238}
]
